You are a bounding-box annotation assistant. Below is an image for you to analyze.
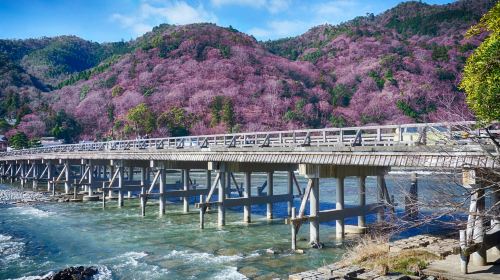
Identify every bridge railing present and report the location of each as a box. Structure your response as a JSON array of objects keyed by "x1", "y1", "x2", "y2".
[{"x1": 1, "y1": 121, "x2": 492, "y2": 157}]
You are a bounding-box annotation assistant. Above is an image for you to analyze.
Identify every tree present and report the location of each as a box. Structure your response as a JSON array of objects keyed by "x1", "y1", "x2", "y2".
[
  {"x1": 460, "y1": 2, "x2": 500, "y2": 124},
  {"x1": 46, "y1": 110, "x2": 82, "y2": 143},
  {"x1": 157, "y1": 107, "x2": 194, "y2": 137},
  {"x1": 221, "y1": 99, "x2": 235, "y2": 130},
  {"x1": 9, "y1": 132, "x2": 29, "y2": 150},
  {"x1": 126, "y1": 103, "x2": 155, "y2": 136}
]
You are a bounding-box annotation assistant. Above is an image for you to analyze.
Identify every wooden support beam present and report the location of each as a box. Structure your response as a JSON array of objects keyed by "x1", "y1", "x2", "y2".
[
  {"x1": 286, "y1": 203, "x2": 383, "y2": 224},
  {"x1": 224, "y1": 194, "x2": 294, "y2": 207},
  {"x1": 144, "y1": 188, "x2": 209, "y2": 198}
]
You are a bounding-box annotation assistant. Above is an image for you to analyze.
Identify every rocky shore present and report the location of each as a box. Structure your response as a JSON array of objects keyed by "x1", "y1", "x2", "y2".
[
  {"x1": 0, "y1": 189, "x2": 53, "y2": 205},
  {"x1": 41, "y1": 266, "x2": 98, "y2": 280},
  {"x1": 289, "y1": 234, "x2": 461, "y2": 280}
]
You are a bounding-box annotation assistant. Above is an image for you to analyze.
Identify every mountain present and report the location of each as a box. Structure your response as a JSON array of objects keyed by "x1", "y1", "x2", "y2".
[{"x1": 0, "y1": 0, "x2": 496, "y2": 142}]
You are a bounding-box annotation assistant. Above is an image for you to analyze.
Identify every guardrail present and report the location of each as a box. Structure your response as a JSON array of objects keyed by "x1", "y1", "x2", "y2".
[{"x1": 1, "y1": 121, "x2": 494, "y2": 157}]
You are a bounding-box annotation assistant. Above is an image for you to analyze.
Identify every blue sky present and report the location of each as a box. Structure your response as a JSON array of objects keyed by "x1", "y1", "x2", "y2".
[{"x1": 0, "y1": 0, "x2": 455, "y2": 42}]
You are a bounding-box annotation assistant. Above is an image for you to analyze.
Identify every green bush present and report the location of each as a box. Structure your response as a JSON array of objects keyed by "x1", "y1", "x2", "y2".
[
  {"x1": 431, "y1": 45, "x2": 449, "y2": 62},
  {"x1": 111, "y1": 85, "x2": 124, "y2": 97},
  {"x1": 368, "y1": 70, "x2": 385, "y2": 90},
  {"x1": 79, "y1": 85, "x2": 90, "y2": 101}
]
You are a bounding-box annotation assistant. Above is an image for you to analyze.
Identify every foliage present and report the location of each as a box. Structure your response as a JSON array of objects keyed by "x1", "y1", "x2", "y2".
[
  {"x1": 396, "y1": 98, "x2": 436, "y2": 122},
  {"x1": 460, "y1": 1, "x2": 500, "y2": 123},
  {"x1": 330, "y1": 115, "x2": 346, "y2": 127},
  {"x1": 46, "y1": 111, "x2": 82, "y2": 143},
  {"x1": 56, "y1": 54, "x2": 122, "y2": 88},
  {"x1": 9, "y1": 132, "x2": 29, "y2": 149},
  {"x1": 221, "y1": 98, "x2": 235, "y2": 130},
  {"x1": 140, "y1": 85, "x2": 155, "y2": 97},
  {"x1": 431, "y1": 45, "x2": 450, "y2": 62},
  {"x1": 436, "y1": 68, "x2": 455, "y2": 81},
  {"x1": 79, "y1": 85, "x2": 90, "y2": 101},
  {"x1": 210, "y1": 96, "x2": 235, "y2": 131},
  {"x1": 126, "y1": 103, "x2": 155, "y2": 135},
  {"x1": 219, "y1": 45, "x2": 231, "y2": 58},
  {"x1": 111, "y1": 85, "x2": 124, "y2": 97},
  {"x1": 386, "y1": 2, "x2": 480, "y2": 36},
  {"x1": 157, "y1": 107, "x2": 195, "y2": 136},
  {"x1": 301, "y1": 50, "x2": 322, "y2": 63},
  {"x1": 28, "y1": 138, "x2": 42, "y2": 148},
  {"x1": 368, "y1": 70, "x2": 385, "y2": 90},
  {"x1": 329, "y1": 84, "x2": 353, "y2": 106},
  {"x1": 104, "y1": 74, "x2": 117, "y2": 89}
]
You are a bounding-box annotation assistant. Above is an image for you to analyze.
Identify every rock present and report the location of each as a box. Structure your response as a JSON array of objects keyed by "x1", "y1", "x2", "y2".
[
  {"x1": 289, "y1": 270, "x2": 330, "y2": 280},
  {"x1": 356, "y1": 270, "x2": 380, "y2": 280},
  {"x1": 42, "y1": 266, "x2": 98, "y2": 280},
  {"x1": 310, "y1": 242, "x2": 323, "y2": 249},
  {"x1": 294, "y1": 249, "x2": 304, "y2": 254},
  {"x1": 317, "y1": 263, "x2": 345, "y2": 275},
  {"x1": 266, "y1": 248, "x2": 277, "y2": 254},
  {"x1": 238, "y1": 266, "x2": 260, "y2": 278}
]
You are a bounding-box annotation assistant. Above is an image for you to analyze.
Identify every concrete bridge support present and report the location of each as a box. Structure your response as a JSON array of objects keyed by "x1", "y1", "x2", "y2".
[
  {"x1": 127, "y1": 166, "x2": 134, "y2": 198},
  {"x1": 47, "y1": 161, "x2": 53, "y2": 192},
  {"x1": 243, "y1": 171, "x2": 251, "y2": 223},
  {"x1": 117, "y1": 166, "x2": 124, "y2": 208},
  {"x1": 267, "y1": 171, "x2": 273, "y2": 220},
  {"x1": 159, "y1": 167, "x2": 166, "y2": 216},
  {"x1": 358, "y1": 176, "x2": 366, "y2": 228},
  {"x1": 64, "y1": 160, "x2": 70, "y2": 194},
  {"x1": 336, "y1": 176, "x2": 345, "y2": 239},
  {"x1": 218, "y1": 165, "x2": 226, "y2": 227},
  {"x1": 287, "y1": 171, "x2": 293, "y2": 217},
  {"x1": 377, "y1": 175, "x2": 385, "y2": 222},
  {"x1": 405, "y1": 173, "x2": 419, "y2": 219},
  {"x1": 183, "y1": 169, "x2": 190, "y2": 213},
  {"x1": 309, "y1": 177, "x2": 320, "y2": 246}
]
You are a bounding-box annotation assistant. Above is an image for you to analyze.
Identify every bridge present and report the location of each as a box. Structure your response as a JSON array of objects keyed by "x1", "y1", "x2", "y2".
[{"x1": 1, "y1": 121, "x2": 498, "y2": 272}]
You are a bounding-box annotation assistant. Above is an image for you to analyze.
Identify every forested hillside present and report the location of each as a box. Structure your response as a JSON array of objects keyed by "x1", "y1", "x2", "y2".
[{"x1": 0, "y1": 0, "x2": 496, "y2": 143}]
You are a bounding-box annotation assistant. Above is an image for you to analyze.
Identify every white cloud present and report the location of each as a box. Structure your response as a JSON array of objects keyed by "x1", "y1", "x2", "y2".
[
  {"x1": 111, "y1": 0, "x2": 218, "y2": 36},
  {"x1": 248, "y1": 20, "x2": 308, "y2": 40},
  {"x1": 211, "y1": 0, "x2": 289, "y2": 14}
]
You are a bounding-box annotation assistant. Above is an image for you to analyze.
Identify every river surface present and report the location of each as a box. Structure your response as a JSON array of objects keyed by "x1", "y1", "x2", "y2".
[{"x1": 0, "y1": 171, "x2": 464, "y2": 279}]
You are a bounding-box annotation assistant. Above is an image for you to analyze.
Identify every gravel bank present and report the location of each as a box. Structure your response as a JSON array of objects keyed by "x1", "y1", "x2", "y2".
[{"x1": 0, "y1": 189, "x2": 52, "y2": 205}]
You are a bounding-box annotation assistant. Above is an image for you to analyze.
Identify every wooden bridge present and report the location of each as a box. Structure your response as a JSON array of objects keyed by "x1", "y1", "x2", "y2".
[{"x1": 1, "y1": 121, "x2": 498, "y2": 271}]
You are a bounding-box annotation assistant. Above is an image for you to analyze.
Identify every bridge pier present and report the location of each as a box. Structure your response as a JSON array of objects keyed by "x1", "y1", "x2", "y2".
[
  {"x1": 118, "y1": 166, "x2": 124, "y2": 207},
  {"x1": 336, "y1": 176, "x2": 345, "y2": 239},
  {"x1": 377, "y1": 175, "x2": 385, "y2": 222},
  {"x1": 243, "y1": 171, "x2": 251, "y2": 223},
  {"x1": 218, "y1": 164, "x2": 226, "y2": 227},
  {"x1": 309, "y1": 177, "x2": 320, "y2": 246},
  {"x1": 183, "y1": 169, "x2": 190, "y2": 213},
  {"x1": 64, "y1": 160, "x2": 70, "y2": 194},
  {"x1": 267, "y1": 171, "x2": 273, "y2": 220},
  {"x1": 358, "y1": 176, "x2": 366, "y2": 228},
  {"x1": 47, "y1": 161, "x2": 53, "y2": 192},
  {"x1": 20, "y1": 162, "x2": 26, "y2": 189},
  {"x1": 493, "y1": 187, "x2": 500, "y2": 256},
  {"x1": 159, "y1": 167, "x2": 166, "y2": 216},
  {"x1": 287, "y1": 171, "x2": 293, "y2": 217},
  {"x1": 127, "y1": 166, "x2": 133, "y2": 198},
  {"x1": 405, "y1": 173, "x2": 418, "y2": 219}
]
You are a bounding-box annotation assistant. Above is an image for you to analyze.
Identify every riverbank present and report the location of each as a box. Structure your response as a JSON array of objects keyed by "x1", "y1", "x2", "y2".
[
  {"x1": 288, "y1": 234, "x2": 500, "y2": 280},
  {"x1": 0, "y1": 188, "x2": 53, "y2": 205}
]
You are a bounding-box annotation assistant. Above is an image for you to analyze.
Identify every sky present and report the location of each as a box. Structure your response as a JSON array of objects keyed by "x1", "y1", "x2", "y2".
[{"x1": 0, "y1": 0, "x2": 456, "y2": 42}]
